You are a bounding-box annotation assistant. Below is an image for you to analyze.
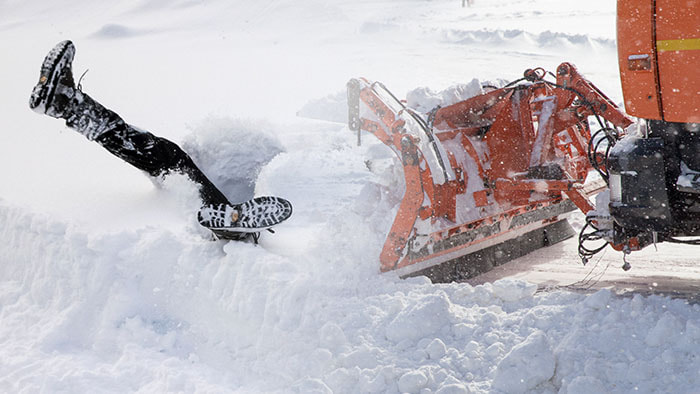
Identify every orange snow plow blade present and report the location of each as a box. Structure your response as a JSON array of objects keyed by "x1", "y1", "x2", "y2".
[{"x1": 348, "y1": 63, "x2": 633, "y2": 282}]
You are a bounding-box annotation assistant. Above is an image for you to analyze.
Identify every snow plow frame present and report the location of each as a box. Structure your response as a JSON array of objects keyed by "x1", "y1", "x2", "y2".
[{"x1": 348, "y1": 63, "x2": 634, "y2": 281}]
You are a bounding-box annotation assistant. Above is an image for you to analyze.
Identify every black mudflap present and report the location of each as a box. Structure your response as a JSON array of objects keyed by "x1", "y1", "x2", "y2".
[{"x1": 402, "y1": 219, "x2": 576, "y2": 283}]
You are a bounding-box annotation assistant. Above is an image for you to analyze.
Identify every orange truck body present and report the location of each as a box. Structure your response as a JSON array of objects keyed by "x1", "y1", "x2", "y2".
[{"x1": 618, "y1": 0, "x2": 700, "y2": 123}]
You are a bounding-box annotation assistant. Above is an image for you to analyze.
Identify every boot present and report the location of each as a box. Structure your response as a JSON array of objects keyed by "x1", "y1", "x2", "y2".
[
  {"x1": 30, "y1": 40, "x2": 76, "y2": 118},
  {"x1": 30, "y1": 40, "x2": 123, "y2": 141},
  {"x1": 197, "y1": 196, "x2": 293, "y2": 233}
]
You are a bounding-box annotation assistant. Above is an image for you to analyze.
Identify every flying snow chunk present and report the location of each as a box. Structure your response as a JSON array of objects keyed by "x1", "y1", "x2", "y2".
[{"x1": 492, "y1": 331, "x2": 555, "y2": 393}]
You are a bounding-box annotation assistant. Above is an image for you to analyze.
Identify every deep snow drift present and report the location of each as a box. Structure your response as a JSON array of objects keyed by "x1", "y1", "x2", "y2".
[{"x1": 1, "y1": 0, "x2": 699, "y2": 393}]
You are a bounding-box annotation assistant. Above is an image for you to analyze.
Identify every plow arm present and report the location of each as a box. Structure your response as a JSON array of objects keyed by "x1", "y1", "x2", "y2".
[{"x1": 347, "y1": 78, "x2": 461, "y2": 271}]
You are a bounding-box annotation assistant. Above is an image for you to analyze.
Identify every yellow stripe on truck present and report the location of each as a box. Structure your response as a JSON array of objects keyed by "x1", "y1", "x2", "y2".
[{"x1": 656, "y1": 38, "x2": 700, "y2": 52}]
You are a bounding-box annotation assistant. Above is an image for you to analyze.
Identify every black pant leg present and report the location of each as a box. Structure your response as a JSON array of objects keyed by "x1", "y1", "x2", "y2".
[{"x1": 95, "y1": 124, "x2": 231, "y2": 206}]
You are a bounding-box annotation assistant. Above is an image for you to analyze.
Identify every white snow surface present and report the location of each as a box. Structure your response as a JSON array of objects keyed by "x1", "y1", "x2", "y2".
[{"x1": 1, "y1": 0, "x2": 699, "y2": 393}]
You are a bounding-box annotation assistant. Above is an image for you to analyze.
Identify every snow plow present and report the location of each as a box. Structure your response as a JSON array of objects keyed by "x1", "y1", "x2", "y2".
[
  {"x1": 346, "y1": 1, "x2": 699, "y2": 282},
  {"x1": 347, "y1": 63, "x2": 633, "y2": 281}
]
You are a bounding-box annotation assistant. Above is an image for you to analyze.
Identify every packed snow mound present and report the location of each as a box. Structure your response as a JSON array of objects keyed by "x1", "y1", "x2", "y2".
[
  {"x1": 3, "y1": 209, "x2": 699, "y2": 394},
  {"x1": 181, "y1": 117, "x2": 285, "y2": 202}
]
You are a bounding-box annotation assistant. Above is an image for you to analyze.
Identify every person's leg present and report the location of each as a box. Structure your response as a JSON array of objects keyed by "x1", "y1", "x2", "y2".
[
  {"x1": 30, "y1": 40, "x2": 230, "y2": 206},
  {"x1": 95, "y1": 122, "x2": 232, "y2": 206},
  {"x1": 70, "y1": 92, "x2": 231, "y2": 205}
]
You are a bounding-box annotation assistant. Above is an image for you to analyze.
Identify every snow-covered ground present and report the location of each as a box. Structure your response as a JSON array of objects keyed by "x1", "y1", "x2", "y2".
[{"x1": 1, "y1": 0, "x2": 699, "y2": 392}]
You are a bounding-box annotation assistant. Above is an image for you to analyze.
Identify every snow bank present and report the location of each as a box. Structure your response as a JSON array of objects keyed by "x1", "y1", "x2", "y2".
[{"x1": 2, "y1": 205, "x2": 699, "y2": 394}]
